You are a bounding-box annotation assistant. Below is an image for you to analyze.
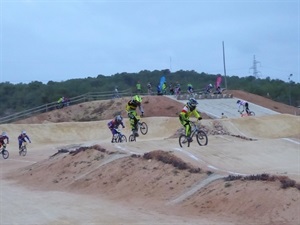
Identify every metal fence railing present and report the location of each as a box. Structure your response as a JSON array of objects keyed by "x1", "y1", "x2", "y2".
[{"x1": 0, "y1": 89, "x2": 133, "y2": 124}]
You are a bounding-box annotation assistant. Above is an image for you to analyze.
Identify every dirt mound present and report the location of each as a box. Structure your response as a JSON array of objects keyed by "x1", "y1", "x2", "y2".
[
  {"x1": 14, "y1": 96, "x2": 211, "y2": 124},
  {"x1": 5, "y1": 146, "x2": 300, "y2": 225}
]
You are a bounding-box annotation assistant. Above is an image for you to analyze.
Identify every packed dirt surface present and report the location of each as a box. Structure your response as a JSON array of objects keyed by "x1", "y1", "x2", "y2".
[{"x1": 1, "y1": 92, "x2": 300, "y2": 225}]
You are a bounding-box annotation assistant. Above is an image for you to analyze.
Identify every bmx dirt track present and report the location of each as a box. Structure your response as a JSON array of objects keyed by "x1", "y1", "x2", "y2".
[{"x1": 0, "y1": 92, "x2": 300, "y2": 225}]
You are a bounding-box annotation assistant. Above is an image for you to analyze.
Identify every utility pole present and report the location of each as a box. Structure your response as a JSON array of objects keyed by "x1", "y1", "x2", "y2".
[
  {"x1": 249, "y1": 55, "x2": 261, "y2": 78},
  {"x1": 288, "y1": 74, "x2": 293, "y2": 105},
  {"x1": 222, "y1": 41, "x2": 227, "y2": 89}
]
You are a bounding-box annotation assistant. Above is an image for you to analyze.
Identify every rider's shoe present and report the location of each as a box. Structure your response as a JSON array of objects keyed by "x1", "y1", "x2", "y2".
[
  {"x1": 182, "y1": 137, "x2": 192, "y2": 143},
  {"x1": 182, "y1": 138, "x2": 188, "y2": 144},
  {"x1": 133, "y1": 130, "x2": 139, "y2": 137}
]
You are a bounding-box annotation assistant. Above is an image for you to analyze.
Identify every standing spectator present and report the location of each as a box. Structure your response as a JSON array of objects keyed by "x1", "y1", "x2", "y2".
[
  {"x1": 147, "y1": 82, "x2": 152, "y2": 95},
  {"x1": 169, "y1": 83, "x2": 174, "y2": 95},
  {"x1": 136, "y1": 81, "x2": 142, "y2": 94},
  {"x1": 187, "y1": 83, "x2": 194, "y2": 95},
  {"x1": 175, "y1": 82, "x2": 181, "y2": 96},
  {"x1": 162, "y1": 82, "x2": 167, "y2": 95},
  {"x1": 63, "y1": 97, "x2": 70, "y2": 107},
  {"x1": 157, "y1": 84, "x2": 162, "y2": 95},
  {"x1": 215, "y1": 74, "x2": 222, "y2": 94},
  {"x1": 114, "y1": 86, "x2": 120, "y2": 98},
  {"x1": 57, "y1": 96, "x2": 65, "y2": 109}
]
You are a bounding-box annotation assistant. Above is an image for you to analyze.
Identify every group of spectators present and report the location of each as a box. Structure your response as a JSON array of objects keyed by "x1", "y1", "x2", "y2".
[{"x1": 135, "y1": 80, "x2": 223, "y2": 96}]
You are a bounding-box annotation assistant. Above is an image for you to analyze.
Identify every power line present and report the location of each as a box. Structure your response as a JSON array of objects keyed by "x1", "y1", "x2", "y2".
[{"x1": 249, "y1": 55, "x2": 262, "y2": 78}]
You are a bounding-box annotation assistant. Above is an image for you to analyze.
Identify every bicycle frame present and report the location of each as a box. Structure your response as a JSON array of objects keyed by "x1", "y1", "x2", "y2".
[
  {"x1": 19, "y1": 142, "x2": 28, "y2": 156},
  {"x1": 189, "y1": 121, "x2": 199, "y2": 138},
  {"x1": 112, "y1": 128, "x2": 127, "y2": 143},
  {"x1": 179, "y1": 121, "x2": 208, "y2": 147}
]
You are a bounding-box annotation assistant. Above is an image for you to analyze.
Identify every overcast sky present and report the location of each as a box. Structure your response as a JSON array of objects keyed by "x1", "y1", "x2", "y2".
[{"x1": 1, "y1": 0, "x2": 299, "y2": 84}]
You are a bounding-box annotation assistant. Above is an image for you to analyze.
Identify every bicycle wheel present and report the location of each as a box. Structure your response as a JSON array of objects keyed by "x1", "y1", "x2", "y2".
[
  {"x1": 120, "y1": 135, "x2": 127, "y2": 143},
  {"x1": 139, "y1": 122, "x2": 148, "y2": 135},
  {"x1": 2, "y1": 150, "x2": 9, "y2": 159},
  {"x1": 179, "y1": 134, "x2": 190, "y2": 148},
  {"x1": 20, "y1": 146, "x2": 27, "y2": 156},
  {"x1": 196, "y1": 130, "x2": 208, "y2": 146},
  {"x1": 128, "y1": 134, "x2": 136, "y2": 142}
]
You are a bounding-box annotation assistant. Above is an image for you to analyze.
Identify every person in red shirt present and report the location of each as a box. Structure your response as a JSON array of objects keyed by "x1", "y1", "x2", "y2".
[{"x1": 0, "y1": 132, "x2": 9, "y2": 149}]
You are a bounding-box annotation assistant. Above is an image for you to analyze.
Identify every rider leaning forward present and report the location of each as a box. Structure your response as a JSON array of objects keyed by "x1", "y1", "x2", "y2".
[
  {"x1": 125, "y1": 95, "x2": 144, "y2": 137},
  {"x1": 0, "y1": 132, "x2": 9, "y2": 149},
  {"x1": 179, "y1": 98, "x2": 202, "y2": 142},
  {"x1": 18, "y1": 130, "x2": 31, "y2": 150},
  {"x1": 236, "y1": 99, "x2": 250, "y2": 115},
  {"x1": 107, "y1": 115, "x2": 125, "y2": 143}
]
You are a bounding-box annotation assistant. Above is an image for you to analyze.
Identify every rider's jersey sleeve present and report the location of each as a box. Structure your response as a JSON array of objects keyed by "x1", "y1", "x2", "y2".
[
  {"x1": 25, "y1": 134, "x2": 31, "y2": 142},
  {"x1": 192, "y1": 109, "x2": 201, "y2": 119}
]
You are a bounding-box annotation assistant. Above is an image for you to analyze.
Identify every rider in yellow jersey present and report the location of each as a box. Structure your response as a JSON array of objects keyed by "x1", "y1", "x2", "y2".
[
  {"x1": 126, "y1": 96, "x2": 142, "y2": 136},
  {"x1": 179, "y1": 98, "x2": 202, "y2": 142}
]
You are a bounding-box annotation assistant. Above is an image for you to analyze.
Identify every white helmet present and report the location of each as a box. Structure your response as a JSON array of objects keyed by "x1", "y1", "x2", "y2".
[
  {"x1": 2, "y1": 132, "x2": 7, "y2": 136},
  {"x1": 22, "y1": 130, "x2": 26, "y2": 134},
  {"x1": 116, "y1": 115, "x2": 123, "y2": 122}
]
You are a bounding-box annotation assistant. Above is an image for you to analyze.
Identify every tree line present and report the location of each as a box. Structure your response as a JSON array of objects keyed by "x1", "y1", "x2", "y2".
[{"x1": 0, "y1": 69, "x2": 299, "y2": 117}]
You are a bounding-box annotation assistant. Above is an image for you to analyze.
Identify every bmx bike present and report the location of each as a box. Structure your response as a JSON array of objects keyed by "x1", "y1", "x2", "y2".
[
  {"x1": 112, "y1": 128, "x2": 127, "y2": 143},
  {"x1": 239, "y1": 110, "x2": 255, "y2": 117},
  {"x1": 179, "y1": 121, "x2": 208, "y2": 148},
  {"x1": 0, "y1": 143, "x2": 9, "y2": 159},
  {"x1": 19, "y1": 142, "x2": 28, "y2": 156},
  {"x1": 128, "y1": 120, "x2": 148, "y2": 142}
]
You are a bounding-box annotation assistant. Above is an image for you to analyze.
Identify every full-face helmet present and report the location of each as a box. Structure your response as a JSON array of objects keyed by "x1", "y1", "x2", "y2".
[
  {"x1": 133, "y1": 95, "x2": 142, "y2": 103},
  {"x1": 187, "y1": 98, "x2": 198, "y2": 110},
  {"x1": 116, "y1": 115, "x2": 123, "y2": 123},
  {"x1": 22, "y1": 130, "x2": 26, "y2": 134},
  {"x1": 236, "y1": 100, "x2": 241, "y2": 104}
]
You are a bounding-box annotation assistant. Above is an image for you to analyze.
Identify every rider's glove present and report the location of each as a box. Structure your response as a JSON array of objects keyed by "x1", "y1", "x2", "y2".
[
  {"x1": 122, "y1": 125, "x2": 125, "y2": 128},
  {"x1": 198, "y1": 117, "x2": 202, "y2": 120}
]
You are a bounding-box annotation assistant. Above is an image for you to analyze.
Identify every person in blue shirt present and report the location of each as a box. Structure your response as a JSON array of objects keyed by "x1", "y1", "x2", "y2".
[
  {"x1": 18, "y1": 130, "x2": 31, "y2": 150},
  {"x1": 107, "y1": 115, "x2": 125, "y2": 143}
]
